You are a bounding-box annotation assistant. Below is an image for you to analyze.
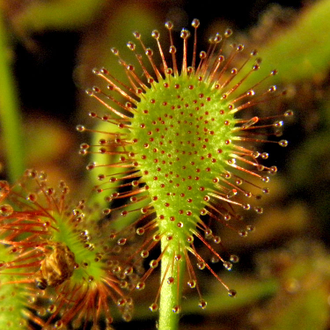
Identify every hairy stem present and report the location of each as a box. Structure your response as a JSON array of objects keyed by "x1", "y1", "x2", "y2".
[{"x1": 158, "y1": 237, "x2": 186, "y2": 330}]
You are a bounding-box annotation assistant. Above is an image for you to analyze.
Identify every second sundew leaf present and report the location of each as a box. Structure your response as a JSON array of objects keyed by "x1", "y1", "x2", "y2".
[
  {"x1": 81, "y1": 18, "x2": 291, "y2": 327},
  {"x1": 0, "y1": 171, "x2": 139, "y2": 328}
]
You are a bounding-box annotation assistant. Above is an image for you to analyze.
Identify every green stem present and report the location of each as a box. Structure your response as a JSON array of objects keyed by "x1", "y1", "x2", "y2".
[
  {"x1": 0, "y1": 11, "x2": 25, "y2": 182},
  {"x1": 158, "y1": 238, "x2": 186, "y2": 330}
]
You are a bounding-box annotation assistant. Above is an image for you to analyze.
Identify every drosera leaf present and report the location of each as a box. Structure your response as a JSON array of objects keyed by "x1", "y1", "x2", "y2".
[
  {"x1": 0, "y1": 170, "x2": 140, "y2": 328},
  {"x1": 81, "y1": 18, "x2": 291, "y2": 330}
]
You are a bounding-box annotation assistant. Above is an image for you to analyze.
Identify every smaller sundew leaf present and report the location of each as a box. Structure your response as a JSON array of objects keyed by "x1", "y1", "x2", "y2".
[{"x1": 0, "y1": 172, "x2": 139, "y2": 328}]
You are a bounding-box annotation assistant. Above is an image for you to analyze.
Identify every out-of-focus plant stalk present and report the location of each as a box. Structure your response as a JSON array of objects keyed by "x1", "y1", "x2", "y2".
[{"x1": 0, "y1": 10, "x2": 25, "y2": 182}]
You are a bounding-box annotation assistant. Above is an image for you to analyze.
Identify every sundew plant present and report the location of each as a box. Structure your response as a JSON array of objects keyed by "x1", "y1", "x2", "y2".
[
  {"x1": 1, "y1": 1, "x2": 330, "y2": 329},
  {"x1": 1, "y1": 14, "x2": 290, "y2": 330},
  {"x1": 78, "y1": 18, "x2": 290, "y2": 330}
]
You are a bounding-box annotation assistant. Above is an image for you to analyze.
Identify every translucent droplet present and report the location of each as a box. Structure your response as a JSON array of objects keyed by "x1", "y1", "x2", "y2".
[
  {"x1": 124, "y1": 266, "x2": 133, "y2": 276},
  {"x1": 242, "y1": 203, "x2": 251, "y2": 210},
  {"x1": 252, "y1": 151, "x2": 260, "y2": 158},
  {"x1": 211, "y1": 256, "x2": 219, "y2": 263},
  {"x1": 47, "y1": 304, "x2": 57, "y2": 314},
  {"x1": 27, "y1": 193, "x2": 37, "y2": 203},
  {"x1": 140, "y1": 250, "x2": 149, "y2": 258},
  {"x1": 254, "y1": 206, "x2": 263, "y2": 214},
  {"x1": 223, "y1": 261, "x2": 233, "y2": 270},
  {"x1": 224, "y1": 28, "x2": 233, "y2": 37},
  {"x1": 284, "y1": 110, "x2": 294, "y2": 116},
  {"x1": 262, "y1": 187, "x2": 270, "y2": 194},
  {"x1": 180, "y1": 28, "x2": 190, "y2": 39},
  {"x1": 236, "y1": 44, "x2": 244, "y2": 52},
  {"x1": 151, "y1": 30, "x2": 160, "y2": 39},
  {"x1": 235, "y1": 179, "x2": 243, "y2": 185},
  {"x1": 149, "y1": 260, "x2": 158, "y2": 268},
  {"x1": 103, "y1": 208, "x2": 111, "y2": 215},
  {"x1": 117, "y1": 238, "x2": 127, "y2": 246},
  {"x1": 238, "y1": 230, "x2": 248, "y2": 237},
  {"x1": 0, "y1": 204, "x2": 13, "y2": 216},
  {"x1": 199, "y1": 299, "x2": 207, "y2": 309},
  {"x1": 187, "y1": 279, "x2": 196, "y2": 288},
  {"x1": 145, "y1": 48, "x2": 153, "y2": 57},
  {"x1": 228, "y1": 289, "x2": 237, "y2": 297},
  {"x1": 153, "y1": 234, "x2": 161, "y2": 241},
  {"x1": 246, "y1": 225, "x2": 255, "y2": 232},
  {"x1": 92, "y1": 86, "x2": 101, "y2": 93},
  {"x1": 274, "y1": 120, "x2": 283, "y2": 127},
  {"x1": 175, "y1": 254, "x2": 182, "y2": 261},
  {"x1": 261, "y1": 152, "x2": 268, "y2": 159},
  {"x1": 136, "y1": 227, "x2": 145, "y2": 235},
  {"x1": 169, "y1": 45, "x2": 177, "y2": 54},
  {"x1": 172, "y1": 305, "x2": 181, "y2": 313},
  {"x1": 122, "y1": 312, "x2": 132, "y2": 322},
  {"x1": 213, "y1": 236, "x2": 221, "y2": 244},
  {"x1": 85, "y1": 88, "x2": 93, "y2": 97},
  {"x1": 191, "y1": 19, "x2": 200, "y2": 28},
  {"x1": 197, "y1": 261, "x2": 205, "y2": 270},
  {"x1": 213, "y1": 33, "x2": 222, "y2": 43},
  {"x1": 136, "y1": 282, "x2": 145, "y2": 290},
  {"x1": 111, "y1": 47, "x2": 119, "y2": 55},
  {"x1": 92, "y1": 67, "x2": 100, "y2": 75},
  {"x1": 230, "y1": 255, "x2": 239, "y2": 263},
  {"x1": 86, "y1": 162, "x2": 96, "y2": 170},
  {"x1": 224, "y1": 214, "x2": 231, "y2": 221},
  {"x1": 269, "y1": 166, "x2": 277, "y2": 174},
  {"x1": 149, "y1": 303, "x2": 158, "y2": 312},
  {"x1": 117, "y1": 298, "x2": 127, "y2": 306},
  {"x1": 279, "y1": 140, "x2": 288, "y2": 147},
  {"x1": 205, "y1": 228, "x2": 212, "y2": 237},
  {"x1": 76, "y1": 125, "x2": 85, "y2": 132},
  {"x1": 261, "y1": 176, "x2": 270, "y2": 183},
  {"x1": 227, "y1": 158, "x2": 236, "y2": 165},
  {"x1": 38, "y1": 171, "x2": 47, "y2": 180},
  {"x1": 257, "y1": 165, "x2": 265, "y2": 171},
  {"x1": 165, "y1": 21, "x2": 173, "y2": 30},
  {"x1": 200, "y1": 208, "x2": 207, "y2": 216},
  {"x1": 127, "y1": 41, "x2": 136, "y2": 50}
]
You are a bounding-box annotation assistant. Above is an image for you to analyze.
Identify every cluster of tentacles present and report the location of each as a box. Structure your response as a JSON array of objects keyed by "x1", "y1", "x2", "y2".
[
  {"x1": 0, "y1": 170, "x2": 140, "y2": 329},
  {"x1": 77, "y1": 19, "x2": 291, "y2": 311}
]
